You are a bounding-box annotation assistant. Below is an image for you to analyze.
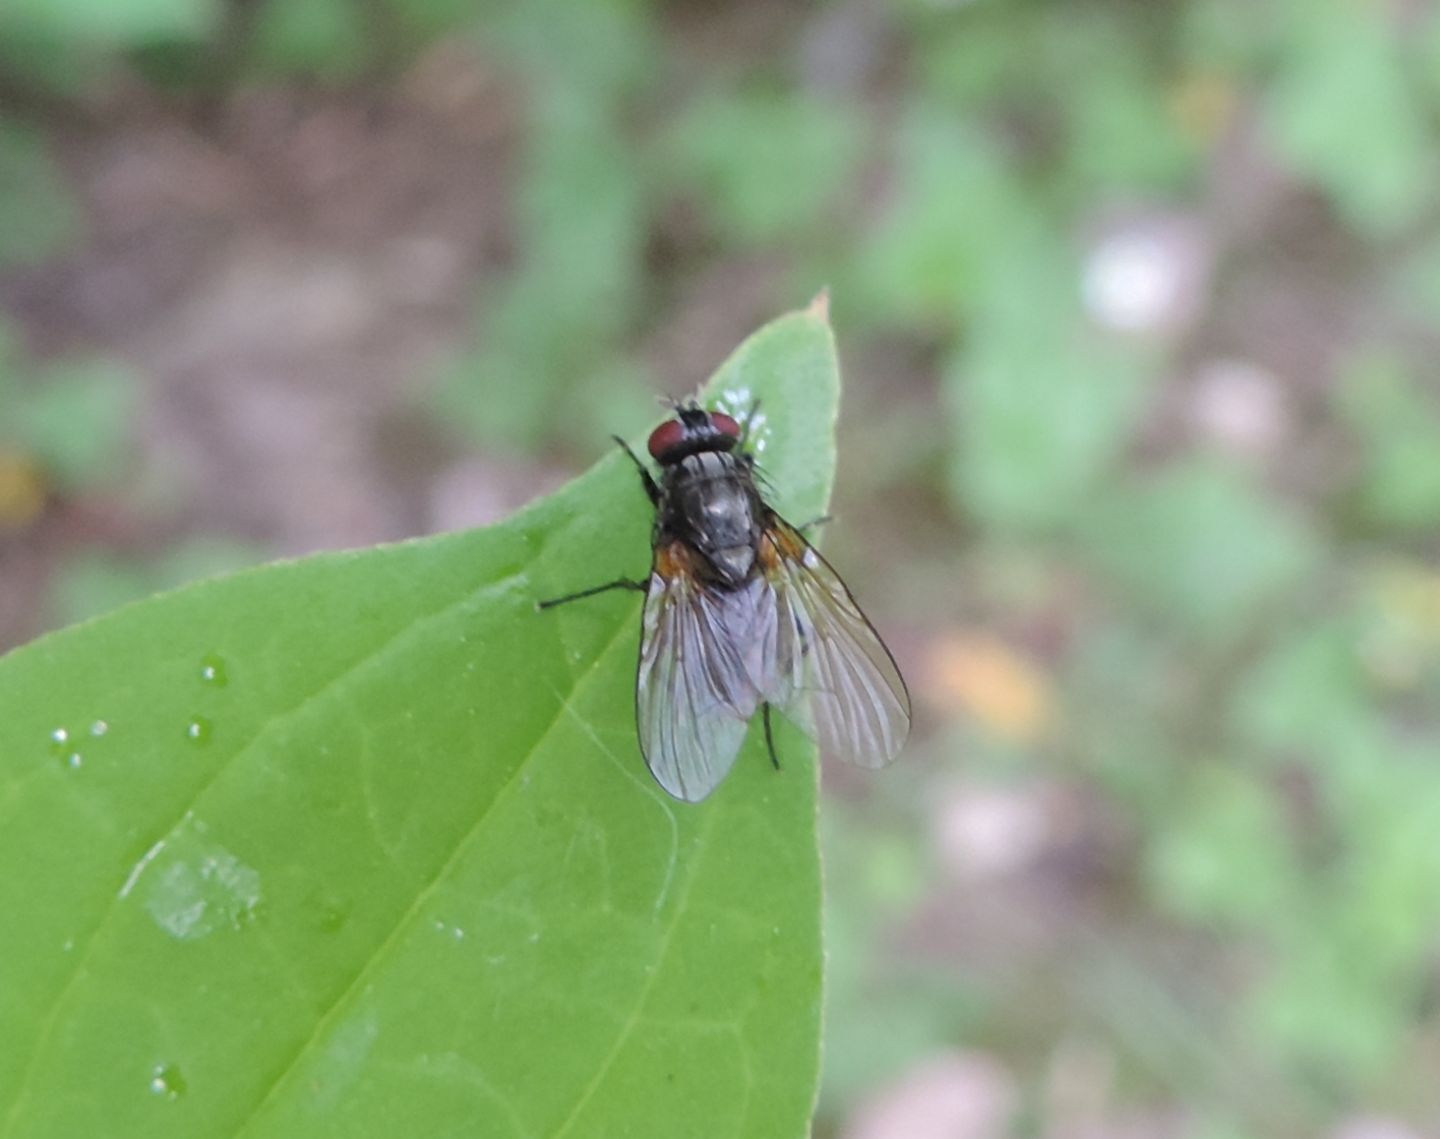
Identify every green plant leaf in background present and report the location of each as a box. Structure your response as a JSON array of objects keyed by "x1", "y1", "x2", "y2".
[
  {"x1": 0, "y1": 0, "x2": 219, "y2": 47},
  {"x1": 434, "y1": 0, "x2": 654, "y2": 453},
  {"x1": 1264, "y1": 0, "x2": 1433, "y2": 237},
  {"x1": 947, "y1": 231, "x2": 1153, "y2": 532},
  {"x1": 0, "y1": 125, "x2": 83, "y2": 269},
  {"x1": 0, "y1": 302, "x2": 840, "y2": 1138},
  {"x1": 1075, "y1": 457, "x2": 1318, "y2": 643},
  {"x1": 663, "y1": 88, "x2": 864, "y2": 247},
  {"x1": 11, "y1": 358, "x2": 135, "y2": 490},
  {"x1": 850, "y1": 108, "x2": 1027, "y2": 329},
  {"x1": 248, "y1": 0, "x2": 370, "y2": 80},
  {"x1": 1335, "y1": 351, "x2": 1440, "y2": 533}
]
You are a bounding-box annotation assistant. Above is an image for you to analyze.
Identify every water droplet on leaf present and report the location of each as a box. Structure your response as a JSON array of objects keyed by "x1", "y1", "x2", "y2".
[
  {"x1": 149, "y1": 1062, "x2": 186, "y2": 1101},
  {"x1": 199, "y1": 654, "x2": 228, "y2": 687}
]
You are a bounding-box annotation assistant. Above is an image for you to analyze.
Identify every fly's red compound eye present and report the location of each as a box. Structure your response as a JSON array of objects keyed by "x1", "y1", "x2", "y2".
[
  {"x1": 647, "y1": 418, "x2": 687, "y2": 460},
  {"x1": 710, "y1": 412, "x2": 742, "y2": 440}
]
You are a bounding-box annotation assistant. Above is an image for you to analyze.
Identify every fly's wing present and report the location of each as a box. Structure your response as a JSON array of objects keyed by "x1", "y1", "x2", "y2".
[
  {"x1": 636, "y1": 543, "x2": 764, "y2": 802},
  {"x1": 759, "y1": 517, "x2": 910, "y2": 769}
]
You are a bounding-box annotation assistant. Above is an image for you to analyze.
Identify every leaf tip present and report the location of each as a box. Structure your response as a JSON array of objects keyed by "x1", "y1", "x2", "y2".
[{"x1": 804, "y1": 287, "x2": 832, "y2": 323}]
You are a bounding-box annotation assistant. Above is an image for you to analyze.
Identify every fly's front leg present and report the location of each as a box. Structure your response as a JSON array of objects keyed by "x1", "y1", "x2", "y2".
[
  {"x1": 538, "y1": 436, "x2": 657, "y2": 610},
  {"x1": 612, "y1": 435, "x2": 660, "y2": 505},
  {"x1": 738, "y1": 399, "x2": 763, "y2": 446}
]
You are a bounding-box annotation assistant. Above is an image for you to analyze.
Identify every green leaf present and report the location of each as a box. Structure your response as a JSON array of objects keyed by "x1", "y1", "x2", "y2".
[
  {"x1": 662, "y1": 88, "x2": 864, "y2": 246},
  {"x1": 851, "y1": 107, "x2": 1028, "y2": 326},
  {"x1": 1335, "y1": 352, "x2": 1440, "y2": 532},
  {"x1": 1145, "y1": 763, "x2": 1301, "y2": 930},
  {"x1": 1074, "y1": 457, "x2": 1318, "y2": 642},
  {"x1": 0, "y1": 0, "x2": 219, "y2": 47},
  {"x1": 1263, "y1": 0, "x2": 1433, "y2": 236},
  {"x1": 11, "y1": 358, "x2": 135, "y2": 489},
  {"x1": 0, "y1": 301, "x2": 838, "y2": 1138},
  {"x1": 436, "y1": 43, "x2": 649, "y2": 451},
  {"x1": 1059, "y1": 52, "x2": 1200, "y2": 198},
  {"x1": 0, "y1": 125, "x2": 83, "y2": 268},
  {"x1": 947, "y1": 232, "x2": 1153, "y2": 531},
  {"x1": 1231, "y1": 618, "x2": 1375, "y2": 764},
  {"x1": 248, "y1": 0, "x2": 370, "y2": 80}
]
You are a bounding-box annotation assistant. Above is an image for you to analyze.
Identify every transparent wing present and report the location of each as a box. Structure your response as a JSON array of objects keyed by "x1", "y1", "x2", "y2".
[
  {"x1": 760, "y1": 517, "x2": 911, "y2": 769},
  {"x1": 636, "y1": 550, "x2": 764, "y2": 802}
]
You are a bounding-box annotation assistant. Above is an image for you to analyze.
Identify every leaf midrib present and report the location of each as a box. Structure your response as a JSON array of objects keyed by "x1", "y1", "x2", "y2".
[{"x1": 229, "y1": 602, "x2": 652, "y2": 1136}]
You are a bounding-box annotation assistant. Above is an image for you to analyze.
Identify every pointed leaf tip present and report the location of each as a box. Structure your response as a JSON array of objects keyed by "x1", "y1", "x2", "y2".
[{"x1": 805, "y1": 287, "x2": 831, "y2": 322}]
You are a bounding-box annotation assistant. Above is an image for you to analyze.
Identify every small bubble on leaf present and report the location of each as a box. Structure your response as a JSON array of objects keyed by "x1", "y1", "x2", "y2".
[
  {"x1": 198, "y1": 654, "x2": 228, "y2": 687},
  {"x1": 184, "y1": 717, "x2": 213, "y2": 746},
  {"x1": 149, "y1": 1063, "x2": 187, "y2": 1101}
]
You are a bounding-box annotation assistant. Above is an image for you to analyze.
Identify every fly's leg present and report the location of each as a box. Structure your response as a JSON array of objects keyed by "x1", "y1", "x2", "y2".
[
  {"x1": 539, "y1": 437, "x2": 655, "y2": 609},
  {"x1": 795, "y1": 514, "x2": 832, "y2": 534},
  {"x1": 612, "y1": 435, "x2": 660, "y2": 505},
  {"x1": 538, "y1": 578, "x2": 647, "y2": 610},
  {"x1": 739, "y1": 399, "x2": 763, "y2": 443},
  {"x1": 762, "y1": 702, "x2": 781, "y2": 771}
]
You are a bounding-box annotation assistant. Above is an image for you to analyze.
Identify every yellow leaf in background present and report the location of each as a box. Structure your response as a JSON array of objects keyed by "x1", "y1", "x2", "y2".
[
  {"x1": 1170, "y1": 71, "x2": 1238, "y2": 144},
  {"x1": 925, "y1": 632, "x2": 1053, "y2": 746},
  {"x1": 1372, "y1": 560, "x2": 1440, "y2": 633},
  {"x1": 0, "y1": 448, "x2": 46, "y2": 530},
  {"x1": 1361, "y1": 558, "x2": 1440, "y2": 686}
]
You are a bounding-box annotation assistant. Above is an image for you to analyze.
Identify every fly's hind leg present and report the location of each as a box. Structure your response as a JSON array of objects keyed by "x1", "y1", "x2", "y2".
[
  {"x1": 538, "y1": 578, "x2": 647, "y2": 610},
  {"x1": 762, "y1": 702, "x2": 781, "y2": 771}
]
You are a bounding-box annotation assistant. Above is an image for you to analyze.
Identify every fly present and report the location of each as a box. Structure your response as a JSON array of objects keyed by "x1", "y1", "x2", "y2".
[{"x1": 539, "y1": 401, "x2": 910, "y2": 802}]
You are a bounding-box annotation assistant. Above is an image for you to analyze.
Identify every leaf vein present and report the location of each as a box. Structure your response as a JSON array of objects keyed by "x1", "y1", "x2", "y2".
[{"x1": 229, "y1": 600, "x2": 645, "y2": 1136}]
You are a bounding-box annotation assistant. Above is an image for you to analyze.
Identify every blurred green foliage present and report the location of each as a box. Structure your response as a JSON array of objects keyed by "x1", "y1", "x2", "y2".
[
  {"x1": 436, "y1": 1, "x2": 657, "y2": 452},
  {"x1": 0, "y1": 321, "x2": 133, "y2": 491},
  {"x1": 4, "y1": 0, "x2": 1440, "y2": 1135},
  {"x1": 0, "y1": 126, "x2": 82, "y2": 267},
  {"x1": 0, "y1": 0, "x2": 218, "y2": 50},
  {"x1": 664, "y1": 88, "x2": 864, "y2": 246}
]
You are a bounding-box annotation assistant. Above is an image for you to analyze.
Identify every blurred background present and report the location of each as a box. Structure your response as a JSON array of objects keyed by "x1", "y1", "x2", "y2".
[{"x1": 3, "y1": 0, "x2": 1440, "y2": 1135}]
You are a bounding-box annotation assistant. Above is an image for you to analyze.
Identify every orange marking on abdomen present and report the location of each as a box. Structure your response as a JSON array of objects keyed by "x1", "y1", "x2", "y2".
[{"x1": 655, "y1": 541, "x2": 694, "y2": 578}]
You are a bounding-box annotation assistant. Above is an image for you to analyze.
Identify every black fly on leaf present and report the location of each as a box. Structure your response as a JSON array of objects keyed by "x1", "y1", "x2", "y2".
[{"x1": 540, "y1": 401, "x2": 910, "y2": 802}]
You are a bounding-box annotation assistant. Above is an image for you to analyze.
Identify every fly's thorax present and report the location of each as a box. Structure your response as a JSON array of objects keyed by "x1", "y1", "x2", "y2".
[
  {"x1": 659, "y1": 450, "x2": 764, "y2": 587},
  {"x1": 661, "y1": 450, "x2": 747, "y2": 482}
]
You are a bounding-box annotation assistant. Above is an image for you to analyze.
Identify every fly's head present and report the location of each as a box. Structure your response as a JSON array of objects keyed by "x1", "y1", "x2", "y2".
[{"x1": 647, "y1": 402, "x2": 744, "y2": 465}]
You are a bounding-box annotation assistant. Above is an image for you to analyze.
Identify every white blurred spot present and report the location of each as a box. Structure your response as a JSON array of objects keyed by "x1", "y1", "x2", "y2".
[
  {"x1": 1083, "y1": 215, "x2": 1208, "y2": 335},
  {"x1": 934, "y1": 783, "x2": 1051, "y2": 879},
  {"x1": 1189, "y1": 358, "x2": 1289, "y2": 457},
  {"x1": 843, "y1": 1051, "x2": 1015, "y2": 1139},
  {"x1": 1333, "y1": 1117, "x2": 1424, "y2": 1139}
]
